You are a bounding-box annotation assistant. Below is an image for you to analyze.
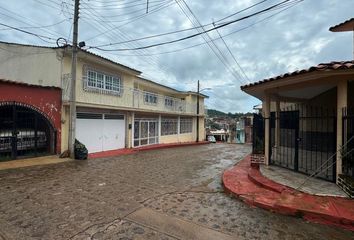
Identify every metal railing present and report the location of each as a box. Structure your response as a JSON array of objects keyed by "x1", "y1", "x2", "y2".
[
  {"x1": 296, "y1": 135, "x2": 354, "y2": 190},
  {"x1": 342, "y1": 107, "x2": 354, "y2": 179},
  {"x1": 61, "y1": 75, "x2": 200, "y2": 115}
]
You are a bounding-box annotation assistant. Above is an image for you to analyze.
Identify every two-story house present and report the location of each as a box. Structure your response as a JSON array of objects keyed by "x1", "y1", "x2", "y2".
[{"x1": 0, "y1": 41, "x2": 207, "y2": 159}]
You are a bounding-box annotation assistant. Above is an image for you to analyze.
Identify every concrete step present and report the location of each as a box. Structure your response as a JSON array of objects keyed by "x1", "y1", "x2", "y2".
[{"x1": 248, "y1": 167, "x2": 290, "y2": 193}]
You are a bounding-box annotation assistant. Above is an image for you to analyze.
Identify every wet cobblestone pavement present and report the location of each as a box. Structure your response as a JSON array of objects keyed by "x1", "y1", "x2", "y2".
[{"x1": 0, "y1": 144, "x2": 352, "y2": 239}]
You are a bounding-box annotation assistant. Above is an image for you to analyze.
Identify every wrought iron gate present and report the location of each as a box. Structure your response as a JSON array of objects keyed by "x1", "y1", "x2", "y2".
[
  {"x1": 0, "y1": 103, "x2": 55, "y2": 161},
  {"x1": 270, "y1": 105, "x2": 336, "y2": 182},
  {"x1": 342, "y1": 107, "x2": 354, "y2": 179}
]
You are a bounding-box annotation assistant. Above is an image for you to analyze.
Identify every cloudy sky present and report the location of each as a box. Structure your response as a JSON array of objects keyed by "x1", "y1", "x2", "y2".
[{"x1": 1, "y1": 0, "x2": 353, "y2": 113}]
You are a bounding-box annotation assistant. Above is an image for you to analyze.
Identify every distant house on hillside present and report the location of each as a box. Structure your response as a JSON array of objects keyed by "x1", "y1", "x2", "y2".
[{"x1": 235, "y1": 115, "x2": 253, "y2": 144}]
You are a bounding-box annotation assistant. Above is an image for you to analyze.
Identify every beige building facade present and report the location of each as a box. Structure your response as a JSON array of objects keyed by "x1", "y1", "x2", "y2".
[{"x1": 0, "y1": 42, "x2": 207, "y2": 155}]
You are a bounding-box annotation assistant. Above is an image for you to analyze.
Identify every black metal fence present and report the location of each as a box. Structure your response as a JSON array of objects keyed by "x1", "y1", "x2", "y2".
[
  {"x1": 270, "y1": 104, "x2": 336, "y2": 182},
  {"x1": 0, "y1": 103, "x2": 55, "y2": 161},
  {"x1": 342, "y1": 107, "x2": 354, "y2": 179}
]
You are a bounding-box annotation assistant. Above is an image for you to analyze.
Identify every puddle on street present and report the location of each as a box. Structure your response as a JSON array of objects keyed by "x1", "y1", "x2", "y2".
[{"x1": 194, "y1": 156, "x2": 242, "y2": 191}]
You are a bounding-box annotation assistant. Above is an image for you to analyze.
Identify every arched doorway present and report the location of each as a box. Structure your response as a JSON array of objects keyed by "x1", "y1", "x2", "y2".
[{"x1": 0, "y1": 102, "x2": 56, "y2": 161}]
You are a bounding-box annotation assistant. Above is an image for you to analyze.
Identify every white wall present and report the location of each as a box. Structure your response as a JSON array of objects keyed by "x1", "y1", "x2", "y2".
[{"x1": 0, "y1": 43, "x2": 62, "y2": 87}]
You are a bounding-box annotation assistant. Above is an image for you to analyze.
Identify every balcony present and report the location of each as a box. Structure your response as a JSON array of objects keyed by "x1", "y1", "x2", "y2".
[{"x1": 62, "y1": 75, "x2": 201, "y2": 115}]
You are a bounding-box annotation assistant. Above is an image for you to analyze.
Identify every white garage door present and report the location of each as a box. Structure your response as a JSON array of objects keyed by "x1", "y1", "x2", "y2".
[{"x1": 76, "y1": 113, "x2": 125, "y2": 153}]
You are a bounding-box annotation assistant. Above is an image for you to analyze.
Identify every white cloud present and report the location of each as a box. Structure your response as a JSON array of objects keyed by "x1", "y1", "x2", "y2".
[{"x1": 1, "y1": 0, "x2": 353, "y2": 113}]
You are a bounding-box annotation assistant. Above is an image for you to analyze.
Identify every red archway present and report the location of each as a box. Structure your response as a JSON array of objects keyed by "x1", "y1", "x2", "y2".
[
  {"x1": 0, "y1": 103, "x2": 56, "y2": 160},
  {"x1": 0, "y1": 80, "x2": 62, "y2": 157}
]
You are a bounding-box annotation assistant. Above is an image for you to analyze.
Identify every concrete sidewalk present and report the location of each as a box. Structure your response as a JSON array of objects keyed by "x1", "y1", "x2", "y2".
[
  {"x1": 222, "y1": 155, "x2": 354, "y2": 231},
  {"x1": 88, "y1": 141, "x2": 209, "y2": 159},
  {"x1": 0, "y1": 155, "x2": 71, "y2": 171}
]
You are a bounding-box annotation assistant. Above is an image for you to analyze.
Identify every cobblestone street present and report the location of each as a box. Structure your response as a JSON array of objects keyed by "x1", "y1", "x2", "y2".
[{"x1": 0, "y1": 144, "x2": 352, "y2": 240}]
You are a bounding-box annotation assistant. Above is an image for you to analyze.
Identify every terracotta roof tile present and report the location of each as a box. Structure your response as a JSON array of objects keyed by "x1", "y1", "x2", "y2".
[
  {"x1": 329, "y1": 18, "x2": 354, "y2": 32},
  {"x1": 241, "y1": 61, "x2": 354, "y2": 90}
]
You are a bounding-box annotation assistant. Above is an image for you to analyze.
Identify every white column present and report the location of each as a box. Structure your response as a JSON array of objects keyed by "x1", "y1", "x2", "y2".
[
  {"x1": 177, "y1": 116, "x2": 180, "y2": 142},
  {"x1": 263, "y1": 95, "x2": 271, "y2": 165},
  {"x1": 336, "y1": 80, "x2": 348, "y2": 182},
  {"x1": 131, "y1": 112, "x2": 135, "y2": 148},
  {"x1": 158, "y1": 114, "x2": 161, "y2": 143},
  {"x1": 275, "y1": 98, "x2": 280, "y2": 147}
]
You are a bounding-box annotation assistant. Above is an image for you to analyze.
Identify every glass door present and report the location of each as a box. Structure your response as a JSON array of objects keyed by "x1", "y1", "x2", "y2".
[{"x1": 134, "y1": 118, "x2": 159, "y2": 147}]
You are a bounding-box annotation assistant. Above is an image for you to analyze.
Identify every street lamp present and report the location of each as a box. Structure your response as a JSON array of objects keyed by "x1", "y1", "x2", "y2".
[{"x1": 196, "y1": 80, "x2": 211, "y2": 142}]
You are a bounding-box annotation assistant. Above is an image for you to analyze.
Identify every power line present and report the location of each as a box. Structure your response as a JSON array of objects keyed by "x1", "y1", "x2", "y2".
[
  {"x1": 81, "y1": 0, "x2": 172, "y2": 18},
  {"x1": 175, "y1": 0, "x2": 246, "y2": 84},
  {"x1": 214, "y1": 26, "x2": 250, "y2": 83},
  {"x1": 0, "y1": 22, "x2": 59, "y2": 43},
  {"x1": 0, "y1": 18, "x2": 69, "y2": 31},
  {"x1": 79, "y1": 0, "x2": 183, "y2": 79},
  {"x1": 89, "y1": 0, "x2": 275, "y2": 48},
  {"x1": 214, "y1": 0, "x2": 269, "y2": 23},
  {"x1": 86, "y1": 2, "x2": 301, "y2": 57},
  {"x1": 91, "y1": 23, "x2": 213, "y2": 47},
  {"x1": 0, "y1": 5, "x2": 71, "y2": 42},
  {"x1": 82, "y1": 0, "x2": 139, "y2": 5},
  {"x1": 181, "y1": 0, "x2": 247, "y2": 84},
  {"x1": 88, "y1": 0, "x2": 296, "y2": 51},
  {"x1": 81, "y1": 0, "x2": 169, "y2": 10},
  {"x1": 83, "y1": 0, "x2": 176, "y2": 41}
]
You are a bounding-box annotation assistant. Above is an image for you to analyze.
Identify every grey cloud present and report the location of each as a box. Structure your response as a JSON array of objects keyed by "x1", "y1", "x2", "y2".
[{"x1": 1, "y1": 0, "x2": 354, "y2": 113}]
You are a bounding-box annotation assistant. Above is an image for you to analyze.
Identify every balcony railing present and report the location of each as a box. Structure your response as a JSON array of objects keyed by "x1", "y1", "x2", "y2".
[{"x1": 61, "y1": 75, "x2": 202, "y2": 115}]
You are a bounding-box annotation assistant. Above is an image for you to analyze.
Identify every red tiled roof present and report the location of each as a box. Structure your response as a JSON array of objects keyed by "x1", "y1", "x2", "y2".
[
  {"x1": 329, "y1": 18, "x2": 354, "y2": 32},
  {"x1": 241, "y1": 61, "x2": 354, "y2": 90},
  {"x1": 0, "y1": 79, "x2": 61, "y2": 90}
]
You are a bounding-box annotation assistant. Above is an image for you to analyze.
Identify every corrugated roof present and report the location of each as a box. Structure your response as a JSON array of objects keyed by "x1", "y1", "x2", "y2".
[
  {"x1": 329, "y1": 18, "x2": 354, "y2": 32},
  {"x1": 241, "y1": 61, "x2": 354, "y2": 90},
  {"x1": 0, "y1": 79, "x2": 61, "y2": 90}
]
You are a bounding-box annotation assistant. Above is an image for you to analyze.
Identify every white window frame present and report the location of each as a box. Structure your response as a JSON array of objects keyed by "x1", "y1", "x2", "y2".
[
  {"x1": 143, "y1": 91, "x2": 158, "y2": 105},
  {"x1": 84, "y1": 67, "x2": 122, "y2": 96},
  {"x1": 133, "y1": 118, "x2": 159, "y2": 147},
  {"x1": 161, "y1": 117, "x2": 178, "y2": 136},
  {"x1": 164, "y1": 97, "x2": 174, "y2": 108},
  {"x1": 180, "y1": 117, "x2": 193, "y2": 134}
]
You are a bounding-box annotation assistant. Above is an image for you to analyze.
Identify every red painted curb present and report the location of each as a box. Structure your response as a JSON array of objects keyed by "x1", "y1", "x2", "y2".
[
  {"x1": 248, "y1": 167, "x2": 292, "y2": 193},
  {"x1": 135, "y1": 141, "x2": 209, "y2": 152},
  {"x1": 222, "y1": 155, "x2": 354, "y2": 231}
]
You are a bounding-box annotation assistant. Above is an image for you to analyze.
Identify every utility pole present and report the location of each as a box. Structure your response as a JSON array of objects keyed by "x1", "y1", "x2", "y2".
[
  {"x1": 196, "y1": 80, "x2": 200, "y2": 142},
  {"x1": 69, "y1": 0, "x2": 80, "y2": 158}
]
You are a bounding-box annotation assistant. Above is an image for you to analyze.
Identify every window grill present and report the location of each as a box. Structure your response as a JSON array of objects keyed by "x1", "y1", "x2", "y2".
[
  {"x1": 83, "y1": 68, "x2": 122, "y2": 96},
  {"x1": 180, "y1": 117, "x2": 193, "y2": 134},
  {"x1": 161, "y1": 118, "x2": 178, "y2": 136}
]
